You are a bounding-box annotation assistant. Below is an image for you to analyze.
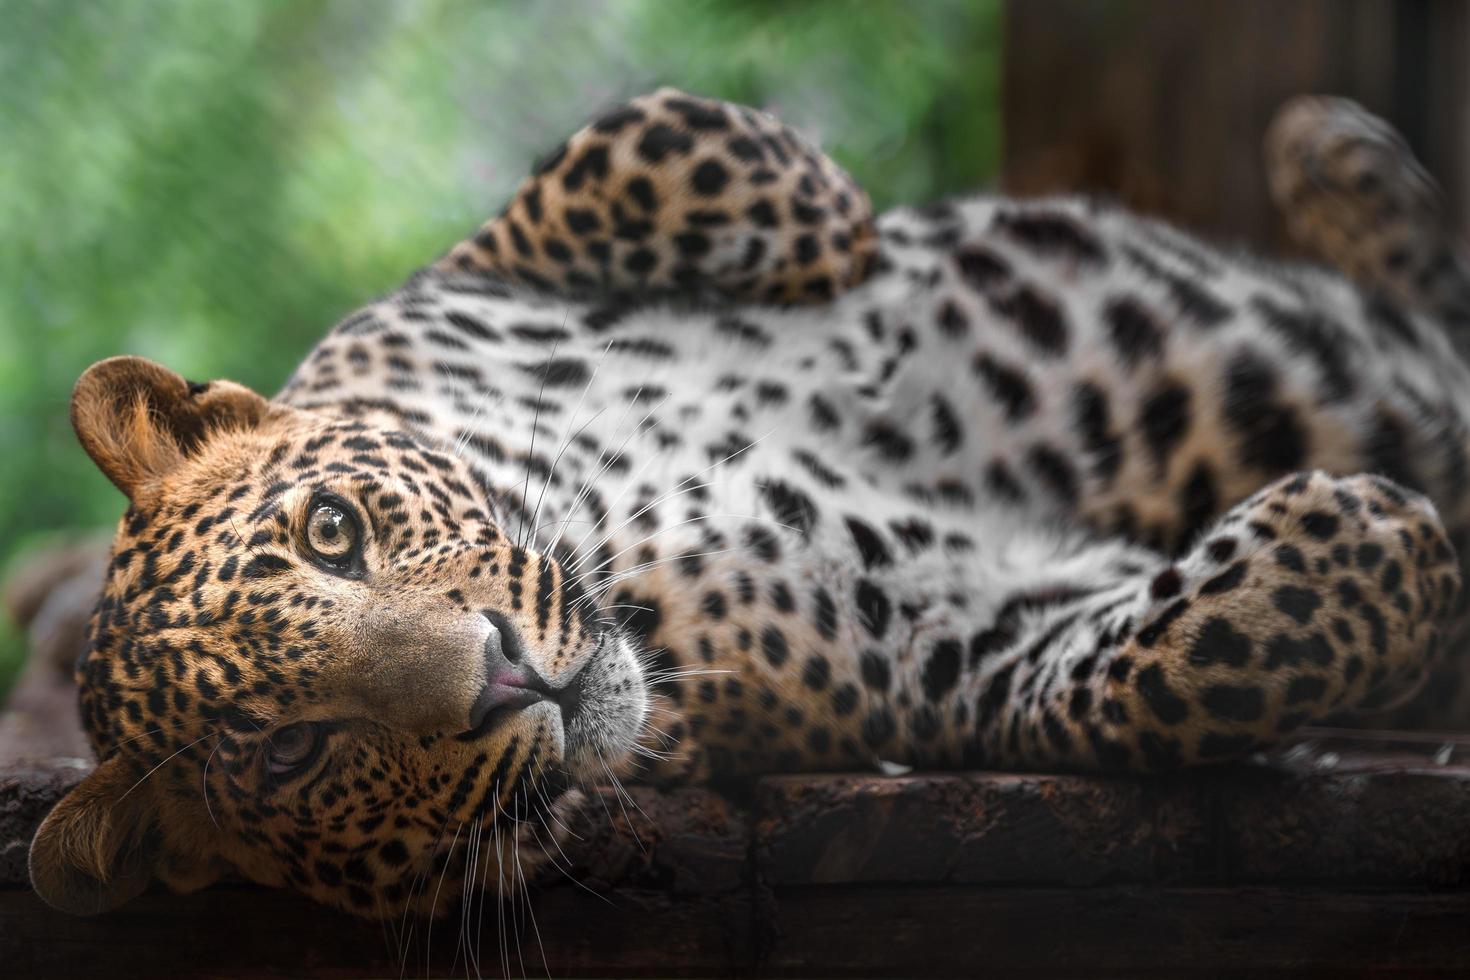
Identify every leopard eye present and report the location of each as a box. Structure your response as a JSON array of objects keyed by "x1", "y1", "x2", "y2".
[
  {"x1": 306, "y1": 500, "x2": 359, "y2": 565},
  {"x1": 266, "y1": 723, "x2": 322, "y2": 776}
]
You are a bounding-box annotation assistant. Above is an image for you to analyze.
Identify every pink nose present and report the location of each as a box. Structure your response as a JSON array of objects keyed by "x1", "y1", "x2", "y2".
[{"x1": 463, "y1": 613, "x2": 551, "y2": 734}]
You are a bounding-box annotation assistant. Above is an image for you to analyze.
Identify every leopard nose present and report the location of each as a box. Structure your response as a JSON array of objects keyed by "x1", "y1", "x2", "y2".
[
  {"x1": 464, "y1": 612, "x2": 550, "y2": 735},
  {"x1": 482, "y1": 609, "x2": 525, "y2": 665}
]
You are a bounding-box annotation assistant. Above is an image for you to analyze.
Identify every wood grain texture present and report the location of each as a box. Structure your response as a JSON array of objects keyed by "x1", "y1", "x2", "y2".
[
  {"x1": 6, "y1": 885, "x2": 1470, "y2": 978},
  {"x1": 4, "y1": 673, "x2": 1469, "y2": 976},
  {"x1": 1002, "y1": 0, "x2": 1470, "y2": 250}
]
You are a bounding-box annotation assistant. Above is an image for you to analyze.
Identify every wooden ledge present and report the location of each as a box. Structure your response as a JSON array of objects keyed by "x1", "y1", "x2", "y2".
[{"x1": 4, "y1": 662, "x2": 1470, "y2": 977}]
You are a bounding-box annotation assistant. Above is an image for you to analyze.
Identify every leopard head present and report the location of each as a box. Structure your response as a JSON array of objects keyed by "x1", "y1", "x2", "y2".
[{"x1": 29, "y1": 356, "x2": 648, "y2": 916}]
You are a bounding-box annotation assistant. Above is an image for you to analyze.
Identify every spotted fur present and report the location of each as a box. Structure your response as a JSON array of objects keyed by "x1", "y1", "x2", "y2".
[
  {"x1": 441, "y1": 87, "x2": 877, "y2": 304},
  {"x1": 29, "y1": 90, "x2": 1469, "y2": 920}
]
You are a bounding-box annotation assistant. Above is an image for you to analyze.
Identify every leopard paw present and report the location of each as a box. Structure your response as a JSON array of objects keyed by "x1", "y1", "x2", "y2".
[
  {"x1": 1105, "y1": 471, "x2": 1459, "y2": 768},
  {"x1": 442, "y1": 88, "x2": 877, "y2": 304}
]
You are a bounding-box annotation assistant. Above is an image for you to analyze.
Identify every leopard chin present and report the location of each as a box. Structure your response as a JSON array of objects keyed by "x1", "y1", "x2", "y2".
[{"x1": 559, "y1": 633, "x2": 650, "y2": 778}]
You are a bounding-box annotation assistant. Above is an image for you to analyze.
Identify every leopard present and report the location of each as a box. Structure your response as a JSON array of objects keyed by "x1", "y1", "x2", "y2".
[{"x1": 26, "y1": 89, "x2": 1470, "y2": 921}]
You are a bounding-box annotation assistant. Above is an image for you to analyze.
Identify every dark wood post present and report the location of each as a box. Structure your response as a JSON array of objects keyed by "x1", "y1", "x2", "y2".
[{"x1": 1002, "y1": 0, "x2": 1468, "y2": 252}]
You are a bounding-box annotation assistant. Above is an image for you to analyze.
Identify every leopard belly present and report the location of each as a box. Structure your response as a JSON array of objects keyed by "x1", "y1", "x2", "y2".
[{"x1": 280, "y1": 194, "x2": 1470, "y2": 779}]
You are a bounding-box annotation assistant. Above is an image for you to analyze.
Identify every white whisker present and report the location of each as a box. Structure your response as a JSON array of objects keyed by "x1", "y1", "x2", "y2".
[
  {"x1": 525, "y1": 339, "x2": 615, "y2": 552},
  {"x1": 119, "y1": 730, "x2": 218, "y2": 802},
  {"x1": 644, "y1": 666, "x2": 736, "y2": 682},
  {"x1": 398, "y1": 817, "x2": 452, "y2": 977},
  {"x1": 200, "y1": 733, "x2": 228, "y2": 831},
  {"x1": 525, "y1": 820, "x2": 613, "y2": 906},
  {"x1": 560, "y1": 392, "x2": 675, "y2": 555},
  {"x1": 515, "y1": 334, "x2": 563, "y2": 548},
  {"x1": 424, "y1": 820, "x2": 464, "y2": 970},
  {"x1": 512, "y1": 809, "x2": 551, "y2": 979},
  {"x1": 563, "y1": 421, "x2": 783, "y2": 576},
  {"x1": 453, "y1": 384, "x2": 508, "y2": 460},
  {"x1": 595, "y1": 748, "x2": 647, "y2": 854}
]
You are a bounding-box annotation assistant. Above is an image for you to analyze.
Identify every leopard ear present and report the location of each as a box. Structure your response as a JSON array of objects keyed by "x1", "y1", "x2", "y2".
[
  {"x1": 71, "y1": 356, "x2": 270, "y2": 500},
  {"x1": 29, "y1": 755, "x2": 160, "y2": 915}
]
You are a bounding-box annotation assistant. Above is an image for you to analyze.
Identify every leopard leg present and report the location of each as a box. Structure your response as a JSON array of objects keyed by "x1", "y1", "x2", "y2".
[
  {"x1": 963, "y1": 471, "x2": 1459, "y2": 771},
  {"x1": 439, "y1": 88, "x2": 877, "y2": 304},
  {"x1": 1265, "y1": 96, "x2": 1470, "y2": 334}
]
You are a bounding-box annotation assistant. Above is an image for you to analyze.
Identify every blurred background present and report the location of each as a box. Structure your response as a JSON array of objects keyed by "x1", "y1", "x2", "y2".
[
  {"x1": 3, "y1": 0, "x2": 1468, "y2": 696},
  {"x1": 0, "y1": 0, "x2": 1004, "y2": 692}
]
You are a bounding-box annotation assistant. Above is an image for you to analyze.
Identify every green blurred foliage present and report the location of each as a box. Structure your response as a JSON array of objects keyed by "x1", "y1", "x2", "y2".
[{"x1": 0, "y1": 0, "x2": 1002, "y2": 694}]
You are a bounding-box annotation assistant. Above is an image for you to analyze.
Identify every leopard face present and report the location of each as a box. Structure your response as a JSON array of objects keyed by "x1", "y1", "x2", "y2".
[{"x1": 29, "y1": 357, "x2": 648, "y2": 916}]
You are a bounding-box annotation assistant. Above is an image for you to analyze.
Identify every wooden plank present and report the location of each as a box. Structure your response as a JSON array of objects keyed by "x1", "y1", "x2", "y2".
[
  {"x1": 6, "y1": 597, "x2": 1470, "y2": 976},
  {"x1": 3, "y1": 781, "x2": 755, "y2": 977},
  {"x1": 7, "y1": 664, "x2": 1470, "y2": 891},
  {"x1": 755, "y1": 751, "x2": 1470, "y2": 889},
  {"x1": 1219, "y1": 765, "x2": 1470, "y2": 883},
  {"x1": 760, "y1": 886, "x2": 1470, "y2": 978},
  {"x1": 10, "y1": 738, "x2": 1470, "y2": 892},
  {"x1": 0, "y1": 885, "x2": 754, "y2": 979},
  {"x1": 8, "y1": 884, "x2": 1470, "y2": 978},
  {"x1": 754, "y1": 771, "x2": 1211, "y2": 887}
]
